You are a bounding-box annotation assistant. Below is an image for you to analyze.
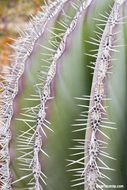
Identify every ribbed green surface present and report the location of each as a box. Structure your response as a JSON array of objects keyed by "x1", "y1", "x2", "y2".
[{"x1": 11, "y1": 0, "x2": 127, "y2": 189}]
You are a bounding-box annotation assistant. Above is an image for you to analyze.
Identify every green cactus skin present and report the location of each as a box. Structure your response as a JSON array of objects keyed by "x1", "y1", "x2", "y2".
[{"x1": 0, "y1": 0, "x2": 127, "y2": 190}]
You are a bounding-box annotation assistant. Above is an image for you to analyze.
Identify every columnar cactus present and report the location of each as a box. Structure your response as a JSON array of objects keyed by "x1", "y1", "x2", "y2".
[
  {"x1": 68, "y1": 0, "x2": 126, "y2": 189},
  {"x1": 0, "y1": 0, "x2": 127, "y2": 189}
]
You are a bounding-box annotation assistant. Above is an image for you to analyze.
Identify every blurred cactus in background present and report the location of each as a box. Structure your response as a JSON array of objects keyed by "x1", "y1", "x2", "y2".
[{"x1": 0, "y1": 0, "x2": 127, "y2": 190}]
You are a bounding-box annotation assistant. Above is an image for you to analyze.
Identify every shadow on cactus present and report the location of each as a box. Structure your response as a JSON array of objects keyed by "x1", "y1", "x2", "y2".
[{"x1": 0, "y1": 0, "x2": 127, "y2": 190}]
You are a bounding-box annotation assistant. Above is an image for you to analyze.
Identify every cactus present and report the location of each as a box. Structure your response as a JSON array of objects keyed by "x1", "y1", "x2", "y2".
[{"x1": 0, "y1": 0, "x2": 127, "y2": 189}]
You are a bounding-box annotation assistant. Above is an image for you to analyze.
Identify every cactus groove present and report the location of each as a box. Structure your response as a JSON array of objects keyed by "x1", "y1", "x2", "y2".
[{"x1": 0, "y1": 0, "x2": 127, "y2": 190}]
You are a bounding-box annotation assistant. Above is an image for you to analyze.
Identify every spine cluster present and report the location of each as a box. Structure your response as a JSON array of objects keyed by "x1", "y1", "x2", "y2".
[
  {"x1": 28, "y1": 0, "x2": 93, "y2": 189},
  {"x1": 0, "y1": 0, "x2": 126, "y2": 189},
  {"x1": 0, "y1": 0, "x2": 70, "y2": 189},
  {"x1": 67, "y1": 0, "x2": 126, "y2": 189},
  {"x1": 84, "y1": 1, "x2": 125, "y2": 189}
]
